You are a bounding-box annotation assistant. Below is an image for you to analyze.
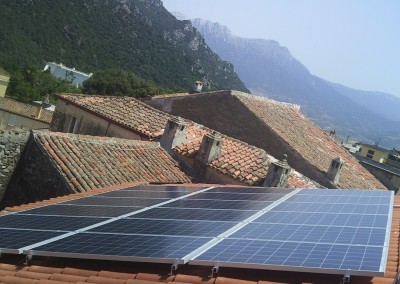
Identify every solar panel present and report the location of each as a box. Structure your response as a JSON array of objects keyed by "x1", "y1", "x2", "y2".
[
  {"x1": 28, "y1": 233, "x2": 212, "y2": 263},
  {"x1": 88, "y1": 218, "x2": 238, "y2": 237},
  {"x1": 0, "y1": 185, "x2": 393, "y2": 278},
  {"x1": 132, "y1": 207, "x2": 257, "y2": 221},
  {"x1": 190, "y1": 189, "x2": 393, "y2": 277}
]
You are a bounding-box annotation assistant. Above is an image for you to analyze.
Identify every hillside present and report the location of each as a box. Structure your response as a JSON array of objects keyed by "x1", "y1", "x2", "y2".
[
  {"x1": 0, "y1": 0, "x2": 248, "y2": 92},
  {"x1": 191, "y1": 18, "x2": 400, "y2": 148}
]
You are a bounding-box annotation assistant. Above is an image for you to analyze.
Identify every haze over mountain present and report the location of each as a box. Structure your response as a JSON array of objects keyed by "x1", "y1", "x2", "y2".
[
  {"x1": 0, "y1": 0, "x2": 248, "y2": 92},
  {"x1": 191, "y1": 18, "x2": 400, "y2": 148}
]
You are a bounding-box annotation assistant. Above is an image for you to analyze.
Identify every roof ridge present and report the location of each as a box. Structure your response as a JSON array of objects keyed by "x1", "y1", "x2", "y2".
[{"x1": 232, "y1": 90, "x2": 301, "y2": 110}]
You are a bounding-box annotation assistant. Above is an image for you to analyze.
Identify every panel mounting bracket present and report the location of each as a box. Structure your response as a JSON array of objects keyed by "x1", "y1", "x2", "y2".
[
  {"x1": 24, "y1": 252, "x2": 32, "y2": 266},
  {"x1": 342, "y1": 270, "x2": 351, "y2": 283},
  {"x1": 168, "y1": 259, "x2": 179, "y2": 276},
  {"x1": 209, "y1": 262, "x2": 220, "y2": 278}
]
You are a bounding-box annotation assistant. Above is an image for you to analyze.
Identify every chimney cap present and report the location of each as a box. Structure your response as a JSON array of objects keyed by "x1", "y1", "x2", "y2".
[{"x1": 273, "y1": 153, "x2": 290, "y2": 169}]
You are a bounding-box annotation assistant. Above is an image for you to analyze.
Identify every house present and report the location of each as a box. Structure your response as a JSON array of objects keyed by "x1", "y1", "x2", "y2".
[
  {"x1": 44, "y1": 62, "x2": 92, "y2": 87},
  {"x1": 1, "y1": 130, "x2": 191, "y2": 209},
  {"x1": 0, "y1": 183, "x2": 399, "y2": 284},
  {"x1": 50, "y1": 93, "x2": 321, "y2": 189},
  {"x1": 144, "y1": 90, "x2": 386, "y2": 190},
  {"x1": 358, "y1": 143, "x2": 389, "y2": 163},
  {"x1": 51, "y1": 94, "x2": 169, "y2": 140},
  {"x1": 0, "y1": 67, "x2": 10, "y2": 97},
  {"x1": 0, "y1": 97, "x2": 53, "y2": 130}
]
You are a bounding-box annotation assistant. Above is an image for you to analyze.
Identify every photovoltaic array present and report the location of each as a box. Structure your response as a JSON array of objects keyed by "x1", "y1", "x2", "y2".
[{"x1": 0, "y1": 185, "x2": 393, "y2": 277}]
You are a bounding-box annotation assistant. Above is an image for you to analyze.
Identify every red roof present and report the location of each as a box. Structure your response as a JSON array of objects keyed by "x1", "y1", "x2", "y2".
[
  {"x1": 0, "y1": 97, "x2": 53, "y2": 124},
  {"x1": 57, "y1": 94, "x2": 171, "y2": 139},
  {"x1": 33, "y1": 130, "x2": 191, "y2": 192}
]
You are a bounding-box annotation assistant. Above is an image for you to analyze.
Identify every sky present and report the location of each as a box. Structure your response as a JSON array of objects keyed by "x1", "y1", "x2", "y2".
[{"x1": 162, "y1": 0, "x2": 400, "y2": 97}]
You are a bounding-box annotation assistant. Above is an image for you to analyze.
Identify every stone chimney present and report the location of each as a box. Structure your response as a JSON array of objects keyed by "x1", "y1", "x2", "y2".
[
  {"x1": 195, "y1": 81, "x2": 203, "y2": 93},
  {"x1": 327, "y1": 157, "x2": 344, "y2": 185},
  {"x1": 194, "y1": 131, "x2": 223, "y2": 175},
  {"x1": 264, "y1": 154, "x2": 291, "y2": 188},
  {"x1": 159, "y1": 116, "x2": 187, "y2": 152}
]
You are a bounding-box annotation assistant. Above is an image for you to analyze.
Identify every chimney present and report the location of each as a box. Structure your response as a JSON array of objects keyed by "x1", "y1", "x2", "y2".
[
  {"x1": 193, "y1": 131, "x2": 223, "y2": 179},
  {"x1": 327, "y1": 157, "x2": 344, "y2": 184},
  {"x1": 264, "y1": 154, "x2": 291, "y2": 188},
  {"x1": 35, "y1": 105, "x2": 43, "y2": 119},
  {"x1": 160, "y1": 116, "x2": 187, "y2": 151},
  {"x1": 195, "y1": 81, "x2": 203, "y2": 93}
]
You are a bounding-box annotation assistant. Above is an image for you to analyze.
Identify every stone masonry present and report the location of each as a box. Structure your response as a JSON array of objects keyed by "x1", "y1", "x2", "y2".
[{"x1": 0, "y1": 129, "x2": 30, "y2": 201}]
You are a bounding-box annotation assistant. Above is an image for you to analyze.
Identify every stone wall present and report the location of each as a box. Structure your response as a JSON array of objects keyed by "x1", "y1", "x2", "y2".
[
  {"x1": 0, "y1": 129, "x2": 29, "y2": 202},
  {"x1": 0, "y1": 133, "x2": 72, "y2": 209}
]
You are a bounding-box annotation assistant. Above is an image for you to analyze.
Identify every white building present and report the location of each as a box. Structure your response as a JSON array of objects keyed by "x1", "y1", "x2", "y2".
[{"x1": 44, "y1": 62, "x2": 92, "y2": 87}]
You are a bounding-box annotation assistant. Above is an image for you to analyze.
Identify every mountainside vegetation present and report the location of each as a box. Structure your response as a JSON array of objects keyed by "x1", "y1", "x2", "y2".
[
  {"x1": 192, "y1": 18, "x2": 400, "y2": 148},
  {"x1": 0, "y1": 0, "x2": 248, "y2": 93}
]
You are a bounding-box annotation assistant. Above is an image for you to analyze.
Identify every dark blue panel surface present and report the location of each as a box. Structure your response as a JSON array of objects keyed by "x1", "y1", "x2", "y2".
[
  {"x1": 61, "y1": 196, "x2": 166, "y2": 207},
  {"x1": 122, "y1": 185, "x2": 207, "y2": 192},
  {"x1": 132, "y1": 207, "x2": 256, "y2": 221},
  {"x1": 22, "y1": 204, "x2": 141, "y2": 217},
  {"x1": 33, "y1": 232, "x2": 211, "y2": 259},
  {"x1": 207, "y1": 187, "x2": 292, "y2": 194},
  {"x1": 0, "y1": 229, "x2": 64, "y2": 249},
  {"x1": 89, "y1": 218, "x2": 238, "y2": 237},
  {"x1": 194, "y1": 239, "x2": 383, "y2": 272},
  {"x1": 0, "y1": 214, "x2": 107, "y2": 231},
  {"x1": 186, "y1": 192, "x2": 288, "y2": 202},
  {"x1": 162, "y1": 199, "x2": 271, "y2": 210},
  {"x1": 97, "y1": 190, "x2": 189, "y2": 199}
]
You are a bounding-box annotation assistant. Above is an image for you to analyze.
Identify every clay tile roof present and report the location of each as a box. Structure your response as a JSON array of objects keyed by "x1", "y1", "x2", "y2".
[
  {"x1": 234, "y1": 93, "x2": 386, "y2": 189},
  {"x1": 174, "y1": 124, "x2": 320, "y2": 188},
  {"x1": 0, "y1": 190, "x2": 399, "y2": 284},
  {"x1": 0, "y1": 97, "x2": 53, "y2": 124},
  {"x1": 58, "y1": 94, "x2": 171, "y2": 139},
  {"x1": 33, "y1": 130, "x2": 191, "y2": 193}
]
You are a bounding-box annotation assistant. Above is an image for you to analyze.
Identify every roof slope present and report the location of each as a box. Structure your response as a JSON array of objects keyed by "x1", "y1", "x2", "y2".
[
  {"x1": 174, "y1": 123, "x2": 320, "y2": 188},
  {"x1": 33, "y1": 131, "x2": 191, "y2": 192},
  {"x1": 235, "y1": 92, "x2": 385, "y2": 189},
  {"x1": 146, "y1": 90, "x2": 385, "y2": 190},
  {"x1": 0, "y1": 187, "x2": 398, "y2": 284},
  {"x1": 58, "y1": 94, "x2": 171, "y2": 139},
  {"x1": 0, "y1": 97, "x2": 53, "y2": 124}
]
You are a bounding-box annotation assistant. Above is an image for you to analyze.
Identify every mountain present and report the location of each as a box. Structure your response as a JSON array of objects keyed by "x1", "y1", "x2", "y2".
[
  {"x1": 191, "y1": 18, "x2": 400, "y2": 148},
  {"x1": 0, "y1": 0, "x2": 248, "y2": 92}
]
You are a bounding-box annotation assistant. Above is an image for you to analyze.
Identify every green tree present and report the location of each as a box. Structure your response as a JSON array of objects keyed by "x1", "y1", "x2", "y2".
[
  {"x1": 6, "y1": 67, "x2": 81, "y2": 104},
  {"x1": 82, "y1": 69, "x2": 163, "y2": 98}
]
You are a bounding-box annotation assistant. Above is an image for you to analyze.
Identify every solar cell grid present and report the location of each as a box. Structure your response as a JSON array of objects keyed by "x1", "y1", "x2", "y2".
[
  {"x1": 186, "y1": 192, "x2": 288, "y2": 202},
  {"x1": 89, "y1": 218, "x2": 238, "y2": 237},
  {"x1": 206, "y1": 187, "x2": 292, "y2": 194},
  {"x1": 193, "y1": 239, "x2": 384, "y2": 273},
  {"x1": 0, "y1": 229, "x2": 64, "y2": 250},
  {"x1": 97, "y1": 190, "x2": 189, "y2": 199},
  {"x1": 31, "y1": 233, "x2": 212, "y2": 260},
  {"x1": 0, "y1": 214, "x2": 107, "y2": 231},
  {"x1": 122, "y1": 185, "x2": 207, "y2": 192},
  {"x1": 61, "y1": 196, "x2": 166, "y2": 207},
  {"x1": 131, "y1": 208, "x2": 257, "y2": 221},
  {"x1": 22, "y1": 204, "x2": 141, "y2": 217},
  {"x1": 255, "y1": 211, "x2": 388, "y2": 228},
  {"x1": 161, "y1": 199, "x2": 271, "y2": 210}
]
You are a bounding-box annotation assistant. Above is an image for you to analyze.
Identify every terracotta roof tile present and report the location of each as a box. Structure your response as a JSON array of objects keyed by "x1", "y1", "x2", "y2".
[
  {"x1": 58, "y1": 94, "x2": 171, "y2": 139},
  {"x1": 0, "y1": 97, "x2": 53, "y2": 124},
  {"x1": 234, "y1": 93, "x2": 385, "y2": 189},
  {"x1": 174, "y1": 124, "x2": 319, "y2": 187},
  {"x1": 32, "y1": 131, "x2": 191, "y2": 193}
]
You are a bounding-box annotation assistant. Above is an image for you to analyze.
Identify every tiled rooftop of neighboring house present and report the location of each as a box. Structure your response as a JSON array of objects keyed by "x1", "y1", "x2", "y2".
[
  {"x1": 58, "y1": 94, "x2": 172, "y2": 139},
  {"x1": 174, "y1": 123, "x2": 320, "y2": 188},
  {"x1": 57, "y1": 94, "x2": 319, "y2": 188},
  {"x1": 0, "y1": 185, "x2": 399, "y2": 284},
  {"x1": 33, "y1": 130, "x2": 191, "y2": 192},
  {"x1": 234, "y1": 92, "x2": 385, "y2": 189},
  {"x1": 0, "y1": 97, "x2": 53, "y2": 124}
]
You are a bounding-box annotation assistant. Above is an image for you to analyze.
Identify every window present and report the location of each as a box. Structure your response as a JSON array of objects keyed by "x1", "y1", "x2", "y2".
[
  {"x1": 7, "y1": 114, "x2": 16, "y2": 127},
  {"x1": 366, "y1": 149, "x2": 375, "y2": 159},
  {"x1": 68, "y1": 117, "x2": 77, "y2": 133}
]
